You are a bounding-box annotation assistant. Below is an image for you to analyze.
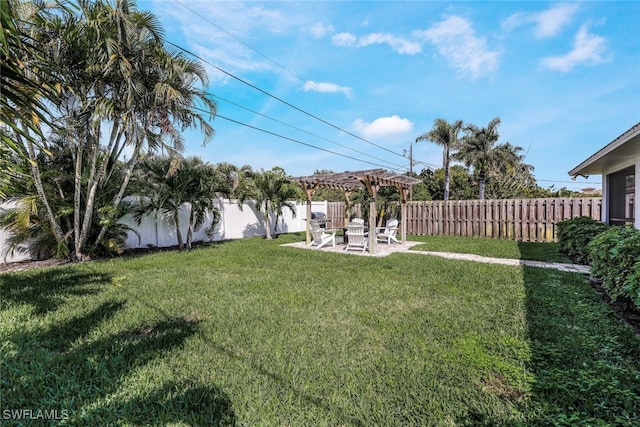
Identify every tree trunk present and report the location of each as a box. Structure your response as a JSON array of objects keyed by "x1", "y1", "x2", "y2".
[
  {"x1": 186, "y1": 207, "x2": 194, "y2": 250},
  {"x1": 94, "y1": 141, "x2": 141, "y2": 247},
  {"x1": 443, "y1": 149, "x2": 451, "y2": 201},
  {"x1": 174, "y1": 207, "x2": 185, "y2": 249},
  {"x1": 478, "y1": 171, "x2": 486, "y2": 200},
  {"x1": 73, "y1": 138, "x2": 84, "y2": 260},
  {"x1": 264, "y1": 202, "x2": 272, "y2": 240},
  {"x1": 77, "y1": 130, "x2": 106, "y2": 260},
  {"x1": 22, "y1": 136, "x2": 66, "y2": 249}
]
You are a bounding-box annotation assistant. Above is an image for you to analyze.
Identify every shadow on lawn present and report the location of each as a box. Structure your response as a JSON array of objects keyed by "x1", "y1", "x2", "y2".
[
  {"x1": 522, "y1": 266, "x2": 640, "y2": 425},
  {"x1": 2, "y1": 274, "x2": 236, "y2": 425},
  {"x1": 211, "y1": 341, "x2": 366, "y2": 426},
  {"x1": 0, "y1": 267, "x2": 112, "y2": 315}
]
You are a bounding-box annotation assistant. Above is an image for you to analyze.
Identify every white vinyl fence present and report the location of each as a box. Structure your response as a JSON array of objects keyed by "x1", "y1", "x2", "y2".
[{"x1": 0, "y1": 199, "x2": 328, "y2": 264}]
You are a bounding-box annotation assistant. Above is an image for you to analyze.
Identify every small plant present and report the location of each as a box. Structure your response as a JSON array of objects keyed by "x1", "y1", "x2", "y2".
[
  {"x1": 588, "y1": 226, "x2": 640, "y2": 309},
  {"x1": 556, "y1": 216, "x2": 610, "y2": 264}
]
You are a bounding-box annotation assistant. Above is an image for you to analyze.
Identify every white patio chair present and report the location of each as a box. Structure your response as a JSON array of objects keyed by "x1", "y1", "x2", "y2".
[
  {"x1": 376, "y1": 218, "x2": 399, "y2": 244},
  {"x1": 345, "y1": 223, "x2": 368, "y2": 253},
  {"x1": 308, "y1": 220, "x2": 336, "y2": 249}
]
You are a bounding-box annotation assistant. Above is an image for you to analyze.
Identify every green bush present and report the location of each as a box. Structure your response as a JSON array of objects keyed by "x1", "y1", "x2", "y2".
[
  {"x1": 588, "y1": 226, "x2": 640, "y2": 310},
  {"x1": 556, "y1": 216, "x2": 610, "y2": 264}
]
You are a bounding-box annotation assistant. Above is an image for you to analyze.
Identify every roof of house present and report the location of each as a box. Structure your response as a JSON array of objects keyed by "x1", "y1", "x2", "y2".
[{"x1": 568, "y1": 121, "x2": 640, "y2": 177}]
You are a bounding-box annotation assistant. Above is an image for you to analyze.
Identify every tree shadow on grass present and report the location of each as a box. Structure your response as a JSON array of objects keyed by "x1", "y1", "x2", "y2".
[
  {"x1": 210, "y1": 341, "x2": 365, "y2": 426},
  {"x1": 517, "y1": 241, "x2": 571, "y2": 264},
  {"x1": 0, "y1": 267, "x2": 112, "y2": 315},
  {"x1": 114, "y1": 380, "x2": 236, "y2": 426},
  {"x1": 2, "y1": 301, "x2": 236, "y2": 425},
  {"x1": 522, "y1": 266, "x2": 640, "y2": 425}
]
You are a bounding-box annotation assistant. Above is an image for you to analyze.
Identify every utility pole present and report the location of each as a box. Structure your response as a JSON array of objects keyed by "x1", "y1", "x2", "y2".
[
  {"x1": 409, "y1": 142, "x2": 413, "y2": 175},
  {"x1": 409, "y1": 141, "x2": 414, "y2": 201}
]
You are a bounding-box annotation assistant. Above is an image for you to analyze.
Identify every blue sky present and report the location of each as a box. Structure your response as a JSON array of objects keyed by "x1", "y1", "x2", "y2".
[{"x1": 138, "y1": 0, "x2": 639, "y2": 191}]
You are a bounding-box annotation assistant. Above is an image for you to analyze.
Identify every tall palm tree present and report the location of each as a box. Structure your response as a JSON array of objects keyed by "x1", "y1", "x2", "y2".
[
  {"x1": 454, "y1": 117, "x2": 502, "y2": 200},
  {"x1": 416, "y1": 118, "x2": 463, "y2": 201},
  {"x1": 13, "y1": 0, "x2": 217, "y2": 260}
]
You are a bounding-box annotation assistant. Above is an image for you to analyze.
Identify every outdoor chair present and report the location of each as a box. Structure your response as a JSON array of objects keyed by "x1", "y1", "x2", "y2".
[
  {"x1": 376, "y1": 218, "x2": 399, "y2": 244},
  {"x1": 308, "y1": 220, "x2": 336, "y2": 249},
  {"x1": 345, "y1": 223, "x2": 368, "y2": 253}
]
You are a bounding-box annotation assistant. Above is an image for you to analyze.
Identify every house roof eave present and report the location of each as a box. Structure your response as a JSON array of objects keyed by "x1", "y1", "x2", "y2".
[{"x1": 568, "y1": 122, "x2": 640, "y2": 177}]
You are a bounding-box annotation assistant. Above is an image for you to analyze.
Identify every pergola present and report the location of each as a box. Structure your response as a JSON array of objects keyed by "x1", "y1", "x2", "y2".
[{"x1": 289, "y1": 169, "x2": 422, "y2": 254}]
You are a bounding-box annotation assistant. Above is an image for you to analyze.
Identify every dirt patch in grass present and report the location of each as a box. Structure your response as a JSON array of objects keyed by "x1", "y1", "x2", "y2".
[{"x1": 0, "y1": 258, "x2": 69, "y2": 274}]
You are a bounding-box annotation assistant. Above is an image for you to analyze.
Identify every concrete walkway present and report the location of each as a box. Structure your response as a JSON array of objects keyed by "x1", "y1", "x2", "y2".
[
  {"x1": 408, "y1": 250, "x2": 591, "y2": 274},
  {"x1": 282, "y1": 240, "x2": 590, "y2": 274}
]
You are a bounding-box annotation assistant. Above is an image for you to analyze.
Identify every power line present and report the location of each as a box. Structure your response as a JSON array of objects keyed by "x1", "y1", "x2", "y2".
[
  {"x1": 172, "y1": 0, "x2": 302, "y2": 84},
  {"x1": 167, "y1": 40, "x2": 407, "y2": 160},
  {"x1": 209, "y1": 94, "x2": 406, "y2": 170},
  {"x1": 214, "y1": 113, "x2": 408, "y2": 172},
  {"x1": 537, "y1": 179, "x2": 601, "y2": 185}
]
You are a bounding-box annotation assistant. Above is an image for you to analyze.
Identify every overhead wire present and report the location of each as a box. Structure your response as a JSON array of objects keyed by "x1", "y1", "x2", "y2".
[
  {"x1": 212, "y1": 111, "x2": 408, "y2": 172},
  {"x1": 209, "y1": 93, "x2": 407, "y2": 170},
  {"x1": 165, "y1": 1, "x2": 411, "y2": 163},
  {"x1": 167, "y1": 39, "x2": 409, "y2": 162}
]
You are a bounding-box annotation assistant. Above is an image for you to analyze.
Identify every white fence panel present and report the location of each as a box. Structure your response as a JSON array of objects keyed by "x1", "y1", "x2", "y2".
[
  {"x1": 0, "y1": 201, "x2": 31, "y2": 263},
  {"x1": 1, "y1": 199, "x2": 330, "y2": 264}
]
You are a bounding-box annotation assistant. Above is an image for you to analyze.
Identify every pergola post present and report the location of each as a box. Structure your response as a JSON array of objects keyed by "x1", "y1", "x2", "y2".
[
  {"x1": 306, "y1": 197, "x2": 312, "y2": 245},
  {"x1": 369, "y1": 196, "x2": 376, "y2": 254},
  {"x1": 399, "y1": 187, "x2": 409, "y2": 244}
]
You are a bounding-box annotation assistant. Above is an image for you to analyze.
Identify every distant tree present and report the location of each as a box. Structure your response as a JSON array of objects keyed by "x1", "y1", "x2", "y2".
[
  {"x1": 455, "y1": 117, "x2": 523, "y2": 200},
  {"x1": 420, "y1": 166, "x2": 476, "y2": 200},
  {"x1": 416, "y1": 118, "x2": 463, "y2": 201},
  {"x1": 311, "y1": 169, "x2": 345, "y2": 202},
  {"x1": 484, "y1": 142, "x2": 536, "y2": 199}
]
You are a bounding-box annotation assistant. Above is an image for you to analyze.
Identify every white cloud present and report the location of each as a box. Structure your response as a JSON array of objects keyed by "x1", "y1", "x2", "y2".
[
  {"x1": 332, "y1": 31, "x2": 421, "y2": 55},
  {"x1": 310, "y1": 22, "x2": 334, "y2": 38},
  {"x1": 304, "y1": 81, "x2": 353, "y2": 98},
  {"x1": 416, "y1": 16, "x2": 500, "y2": 79},
  {"x1": 357, "y1": 33, "x2": 422, "y2": 55},
  {"x1": 332, "y1": 32, "x2": 358, "y2": 47},
  {"x1": 540, "y1": 24, "x2": 609, "y2": 72},
  {"x1": 352, "y1": 115, "x2": 413, "y2": 140},
  {"x1": 502, "y1": 3, "x2": 579, "y2": 38}
]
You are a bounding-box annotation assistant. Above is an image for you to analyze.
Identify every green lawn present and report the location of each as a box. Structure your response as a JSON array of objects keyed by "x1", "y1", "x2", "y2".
[
  {"x1": 1, "y1": 233, "x2": 638, "y2": 426},
  {"x1": 409, "y1": 234, "x2": 574, "y2": 263}
]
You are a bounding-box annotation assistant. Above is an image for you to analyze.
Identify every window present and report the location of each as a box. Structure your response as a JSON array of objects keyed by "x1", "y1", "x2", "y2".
[{"x1": 608, "y1": 166, "x2": 635, "y2": 225}]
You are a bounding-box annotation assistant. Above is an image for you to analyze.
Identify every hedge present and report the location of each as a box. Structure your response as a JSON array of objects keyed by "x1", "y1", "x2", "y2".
[
  {"x1": 588, "y1": 226, "x2": 640, "y2": 310},
  {"x1": 556, "y1": 216, "x2": 610, "y2": 264}
]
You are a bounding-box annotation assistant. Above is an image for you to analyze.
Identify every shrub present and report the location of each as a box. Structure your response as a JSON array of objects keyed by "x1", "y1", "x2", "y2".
[
  {"x1": 588, "y1": 226, "x2": 640, "y2": 310},
  {"x1": 556, "y1": 216, "x2": 610, "y2": 264}
]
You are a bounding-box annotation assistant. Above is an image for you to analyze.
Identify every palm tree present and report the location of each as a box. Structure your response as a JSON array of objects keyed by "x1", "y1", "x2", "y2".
[
  {"x1": 416, "y1": 118, "x2": 463, "y2": 201},
  {"x1": 454, "y1": 117, "x2": 503, "y2": 200},
  {"x1": 11, "y1": 0, "x2": 217, "y2": 260},
  {"x1": 246, "y1": 167, "x2": 300, "y2": 240},
  {"x1": 134, "y1": 156, "x2": 222, "y2": 250},
  {"x1": 485, "y1": 142, "x2": 536, "y2": 199}
]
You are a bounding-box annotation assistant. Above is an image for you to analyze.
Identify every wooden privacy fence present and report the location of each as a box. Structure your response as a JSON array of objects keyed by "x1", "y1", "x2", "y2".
[{"x1": 327, "y1": 198, "x2": 601, "y2": 242}]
